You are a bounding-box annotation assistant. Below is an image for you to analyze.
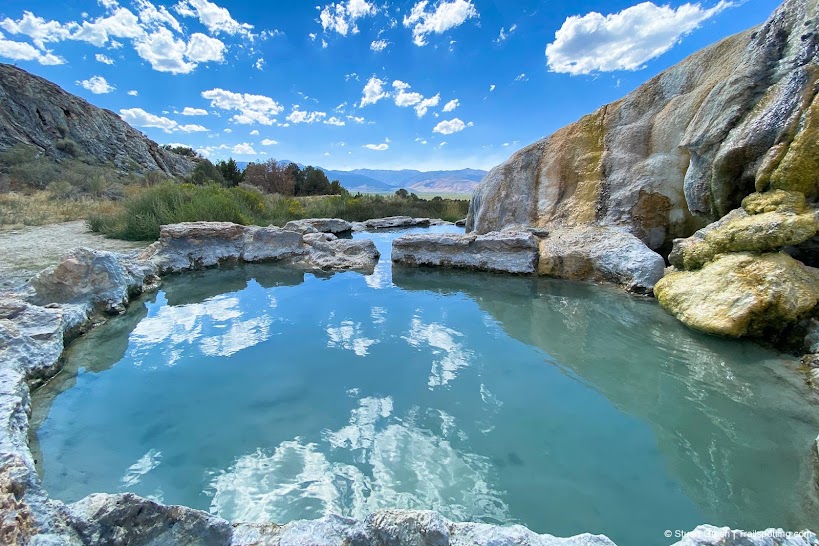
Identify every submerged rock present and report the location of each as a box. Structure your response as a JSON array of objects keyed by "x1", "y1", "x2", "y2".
[
  {"x1": 655, "y1": 253, "x2": 819, "y2": 338},
  {"x1": 392, "y1": 231, "x2": 539, "y2": 274},
  {"x1": 538, "y1": 226, "x2": 665, "y2": 294}
]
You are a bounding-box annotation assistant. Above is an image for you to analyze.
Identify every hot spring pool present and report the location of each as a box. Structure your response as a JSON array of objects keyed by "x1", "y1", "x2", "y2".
[{"x1": 31, "y1": 225, "x2": 819, "y2": 545}]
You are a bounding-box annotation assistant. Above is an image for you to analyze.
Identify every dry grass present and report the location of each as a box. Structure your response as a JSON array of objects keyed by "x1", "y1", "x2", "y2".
[{"x1": 0, "y1": 191, "x2": 122, "y2": 228}]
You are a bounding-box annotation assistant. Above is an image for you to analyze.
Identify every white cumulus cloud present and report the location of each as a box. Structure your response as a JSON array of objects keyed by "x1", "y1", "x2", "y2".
[
  {"x1": 120, "y1": 107, "x2": 208, "y2": 133},
  {"x1": 364, "y1": 142, "x2": 389, "y2": 151},
  {"x1": 185, "y1": 32, "x2": 225, "y2": 63},
  {"x1": 174, "y1": 0, "x2": 254, "y2": 37},
  {"x1": 403, "y1": 0, "x2": 478, "y2": 46},
  {"x1": 95, "y1": 53, "x2": 115, "y2": 64},
  {"x1": 545, "y1": 1, "x2": 735, "y2": 75},
  {"x1": 287, "y1": 106, "x2": 327, "y2": 124},
  {"x1": 0, "y1": 36, "x2": 63, "y2": 65},
  {"x1": 260, "y1": 139, "x2": 278, "y2": 145},
  {"x1": 77, "y1": 75, "x2": 115, "y2": 94},
  {"x1": 180, "y1": 107, "x2": 208, "y2": 116},
  {"x1": 324, "y1": 116, "x2": 346, "y2": 126},
  {"x1": 127, "y1": 90, "x2": 138, "y2": 96},
  {"x1": 319, "y1": 0, "x2": 377, "y2": 36},
  {"x1": 202, "y1": 88, "x2": 284, "y2": 125},
  {"x1": 442, "y1": 98, "x2": 459, "y2": 112},
  {"x1": 433, "y1": 118, "x2": 472, "y2": 135},
  {"x1": 360, "y1": 76, "x2": 389, "y2": 107},
  {"x1": 232, "y1": 142, "x2": 256, "y2": 154}
]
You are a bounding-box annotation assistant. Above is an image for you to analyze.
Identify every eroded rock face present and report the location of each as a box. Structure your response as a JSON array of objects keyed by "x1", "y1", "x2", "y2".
[
  {"x1": 0, "y1": 64, "x2": 194, "y2": 176},
  {"x1": 467, "y1": 0, "x2": 818, "y2": 253},
  {"x1": 538, "y1": 226, "x2": 666, "y2": 294},
  {"x1": 392, "y1": 231, "x2": 539, "y2": 274},
  {"x1": 655, "y1": 253, "x2": 819, "y2": 337}
]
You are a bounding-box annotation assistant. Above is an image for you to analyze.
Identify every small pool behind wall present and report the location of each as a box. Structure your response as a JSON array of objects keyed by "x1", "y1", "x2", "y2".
[{"x1": 31, "y1": 225, "x2": 819, "y2": 546}]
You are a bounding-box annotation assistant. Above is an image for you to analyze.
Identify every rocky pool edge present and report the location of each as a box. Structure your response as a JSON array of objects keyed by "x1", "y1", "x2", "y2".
[{"x1": 1, "y1": 220, "x2": 817, "y2": 546}]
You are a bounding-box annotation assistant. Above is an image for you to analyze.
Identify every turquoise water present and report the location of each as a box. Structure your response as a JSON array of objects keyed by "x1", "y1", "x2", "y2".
[{"x1": 32, "y1": 226, "x2": 819, "y2": 545}]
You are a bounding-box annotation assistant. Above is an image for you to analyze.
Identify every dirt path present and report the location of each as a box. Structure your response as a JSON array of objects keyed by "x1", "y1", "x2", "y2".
[{"x1": 0, "y1": 221, "x2": 148, "y2": 290}]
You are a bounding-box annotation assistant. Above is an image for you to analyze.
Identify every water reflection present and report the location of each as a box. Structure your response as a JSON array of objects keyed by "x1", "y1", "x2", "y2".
[
  {"x1": 207, "y1": 397, "x2": 510, "y2": 524},
  {"x1": 30, "y1": 229, "x2": 819, "y2": 546},
  {"x1": 392, "y1": 266, "x2": 819, "y2": 532}
]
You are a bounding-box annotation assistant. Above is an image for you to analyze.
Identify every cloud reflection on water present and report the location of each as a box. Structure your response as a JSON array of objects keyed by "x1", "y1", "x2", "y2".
[{"x1": 207, "y1": 397, "x2": 509, "y2": 524}]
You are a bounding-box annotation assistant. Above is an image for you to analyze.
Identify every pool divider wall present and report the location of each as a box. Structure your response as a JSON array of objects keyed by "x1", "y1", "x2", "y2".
[{"x1": 1, "y1": 220, "x2": 817, "y2": 545}]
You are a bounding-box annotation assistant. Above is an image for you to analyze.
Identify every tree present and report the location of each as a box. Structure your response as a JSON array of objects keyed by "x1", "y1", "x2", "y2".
[
  {"x1": 189, "y1": 159, "x2": 224, "y2": 185},
  {"x1": 216, "y1": 158, "x2": 244, "y2": 187},
  {"x1": 395, "y1": 188, "x2": 409, "y2": 199},
  {"x1": 244, "y1": 159, "x2": 295, "y2": 195}
]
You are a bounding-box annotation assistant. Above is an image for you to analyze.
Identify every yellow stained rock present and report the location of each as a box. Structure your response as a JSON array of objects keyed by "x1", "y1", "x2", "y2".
[
  {"x1": 741, "y1": 189, "x2": 808, "y2": 215},
  {"x1": 655, "y1": 252, "x2": 819, "y2": 338},
  {"x1": 672, "y1": 207, "x2": 819, "y2": 270}
]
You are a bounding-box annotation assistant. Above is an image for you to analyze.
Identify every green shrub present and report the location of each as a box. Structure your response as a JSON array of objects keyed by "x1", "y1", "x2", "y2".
[{"x1": 89, "y1": 182, "x2": 270, "y2": 240}]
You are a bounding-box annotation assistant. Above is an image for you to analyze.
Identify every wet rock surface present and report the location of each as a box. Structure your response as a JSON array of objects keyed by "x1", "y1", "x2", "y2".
[
  {"x1": 392, "y1": 231, "x2": 539, "y2": 274},
  {"x1": 537, "y1": 226, "x2": 666, "y2": 294}
]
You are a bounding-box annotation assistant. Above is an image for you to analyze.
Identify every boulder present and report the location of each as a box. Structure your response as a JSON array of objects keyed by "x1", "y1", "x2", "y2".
[
  {"x1": 242, "y1": 227, "x2": 305, "y2": 263},
  {"x1": 655, "y1": 252, "x2": 819, "y2": 337},
  {"x1": 69, "y1": 493, "x2": 232, "y2": 546},
  {"x1": 668, "y1": 205, "x2": 819, "y2": 270},
  {"x1": 146, "y1": 222, "x2": 248, "y2": 273},
  {"x1": 284, "y1": 218, "x2": 353, "y2": 234},
  {"x1": 302, "y1": 238, "x2": 380, "y2": 271},
  {"x1": 354, "y1": 216, "x2": 432, "y2": 230},
  {"x1": 392, "y1": 231, "x2": 539, "y2": 274},
  {"x1": 538, "y1": 226, "x2": 666, "y2": 293},
  {"x1": 29, "y1": 248, "x2": 155, "y2": 313}
]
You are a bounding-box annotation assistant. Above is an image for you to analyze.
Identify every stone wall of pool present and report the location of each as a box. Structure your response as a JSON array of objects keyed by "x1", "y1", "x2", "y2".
[{"x1": 1, "y1": 220, "x2": 817, "y2": 546}]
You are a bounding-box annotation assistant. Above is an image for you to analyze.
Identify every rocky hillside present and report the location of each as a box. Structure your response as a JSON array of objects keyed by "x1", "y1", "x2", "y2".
[
  {"x1": 467, "y1": 0, "x2": 817, "y2": 255},
  {"x1": 0, "y1": 64, "x2": 194, "y2": 177}
]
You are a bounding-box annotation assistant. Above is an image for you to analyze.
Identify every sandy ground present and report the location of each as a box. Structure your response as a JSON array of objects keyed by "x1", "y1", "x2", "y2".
[{"x1": 0, "y1": 221, "x2": 148, "y2": 290}]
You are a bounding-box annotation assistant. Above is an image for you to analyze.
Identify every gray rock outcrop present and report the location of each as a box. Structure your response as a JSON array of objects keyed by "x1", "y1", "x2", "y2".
[
  {"x1": 142, "y1": 221, "x2": 379, "y2": 273},
  {"x1": 467, "y1": 0, "x2": 818, "y2": 255},
  {"x1": 393, "y1": 231, "x2": 539, "y2": 274},
  {"x1": 354, "y1": 216, "x2": 433, "y2": 230},
  {"x1": 0, "y1": 63, "x2": 194, "y2": 176},
  {"x1": 284, "y1": 218, "x2": 354, "y2": 234}
]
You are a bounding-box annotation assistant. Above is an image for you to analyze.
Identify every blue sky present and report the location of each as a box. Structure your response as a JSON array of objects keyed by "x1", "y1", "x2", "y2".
[{"x1": 0, "y1": 0, "x2": 782, "y2": 170}]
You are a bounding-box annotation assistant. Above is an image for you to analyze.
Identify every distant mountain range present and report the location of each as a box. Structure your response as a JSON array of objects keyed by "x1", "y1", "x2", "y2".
[{"x1": 236, "y1": 161, "x2": 486, "y2": 194}]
